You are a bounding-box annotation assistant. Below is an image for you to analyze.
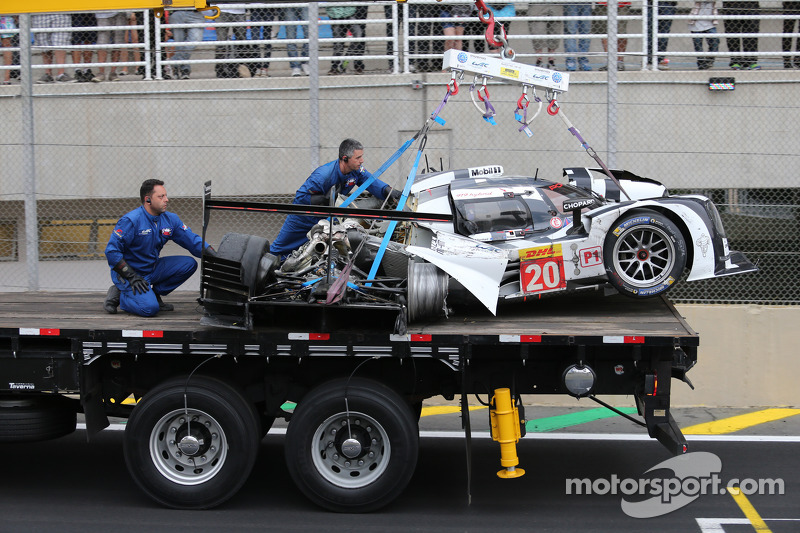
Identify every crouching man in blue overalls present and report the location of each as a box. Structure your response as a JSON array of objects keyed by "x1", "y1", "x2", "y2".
[
  {"x1": 103, "y1": 178, "x2": 216, "y2": 316},
  {"x1": 270, "y1": 138, "x2": 401, "y2": 257}
]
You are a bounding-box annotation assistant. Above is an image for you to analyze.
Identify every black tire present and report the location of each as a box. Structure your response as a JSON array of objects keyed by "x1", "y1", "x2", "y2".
[
  {"x1": 285, "y1": 378, "x2": 419, "y2": 513},
  {"x1": 123, "y1": 376, "x2": 260, "y2": 509},
  {"x1": 0, "y1": 395, "x2": 76, "y2": 442},
  {"x1": 604, "y1": 210, "x2": 687, "y2": 298},
  {"x1": 209, "y1": 232, "x2": 277, "y2": 301}
]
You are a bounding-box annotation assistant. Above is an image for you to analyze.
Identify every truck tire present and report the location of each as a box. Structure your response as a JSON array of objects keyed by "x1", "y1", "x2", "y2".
[
  {"x1": 285, "y1": 377, "x2": 418, "y2": 513},
  {"x1": 123, "y1": 376, "x2": 260, "y2": 509},
  {"x1": 0, "y1": 395, "x2": 76, "y2": 442},
  {"x1": 604, "y1": 210, "x2": 687, "y2": 298}
]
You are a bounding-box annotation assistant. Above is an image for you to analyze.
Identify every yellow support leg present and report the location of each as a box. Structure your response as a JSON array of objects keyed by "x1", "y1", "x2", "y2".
[{"x1": 489, "y1": 388, "x2": 525, "y2": 479}]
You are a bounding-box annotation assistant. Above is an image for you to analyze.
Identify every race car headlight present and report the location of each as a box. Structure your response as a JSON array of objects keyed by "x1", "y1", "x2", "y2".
[
  {"x1": 704, "y1": 200, "x2": 726, "y2": 239},
  {"x1": 562, "y1": 364, "x2": 596, "y2": 398}
]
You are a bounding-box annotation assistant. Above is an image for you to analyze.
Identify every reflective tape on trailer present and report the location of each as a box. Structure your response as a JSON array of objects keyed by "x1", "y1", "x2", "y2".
[
  {"x1": 288, "y1": 333, "x2": 330, "y2": 341},
  {"x1": 603, "y1": 335, "x2": 645, "y2": 344},
  {"x1": 390, "y1": 334, "x2": 433, "y2": 342},
  {"x1": 19, "y1": 328, "x2": 60, "y2": 336},
  {"x1": 122, "y1": 330, "x2": 164, "y2": 338},
  {"x1": 499, "y1": 334, "x2": 542, "y2": 343}
]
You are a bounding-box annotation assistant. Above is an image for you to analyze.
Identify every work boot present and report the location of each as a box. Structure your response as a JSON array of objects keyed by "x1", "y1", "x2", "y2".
[
  {"x1": 104, "y1": 285, "x2": 120, "y2": 314},
  {"x1": 156, "y1": 293, "x2": 174, "y2": 312}
]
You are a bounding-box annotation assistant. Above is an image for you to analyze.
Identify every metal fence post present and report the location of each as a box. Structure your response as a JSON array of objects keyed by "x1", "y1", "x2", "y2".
[
  {"x1": 309, "y1": 2, "x2": 320, "y2": 170},
  {"x1": 19, "y1": 14, "x2": 39, "y2": 291}
]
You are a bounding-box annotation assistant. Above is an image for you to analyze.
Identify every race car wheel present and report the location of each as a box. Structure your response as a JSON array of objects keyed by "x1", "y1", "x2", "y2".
[
  {"x1": 604, "y1": 211, "x2": 687, "y2": 298},
  {"x1": 208, "y1": 233, "x2": 277, "y2": 301},
  {"x1": 285, "y1": 378, "x2": 418, "y2": 513},
  {"x1": 124, "y1": 376, "x2": 260, "y2": 509}
]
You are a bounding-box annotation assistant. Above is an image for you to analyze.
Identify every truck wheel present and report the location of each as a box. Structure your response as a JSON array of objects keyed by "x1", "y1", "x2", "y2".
[
  {"x1": 604, "y1": 210, "x2": 687, "y2": 298},
  {"x1": 285, "y1": 378, "x2": 418, "y2": 513},
  {"x1": 0, "y1": 395, "x2": 76, "y2": 442},
  {"x1": 124, "y1": 376, "x2": 260, "y2": 509}
]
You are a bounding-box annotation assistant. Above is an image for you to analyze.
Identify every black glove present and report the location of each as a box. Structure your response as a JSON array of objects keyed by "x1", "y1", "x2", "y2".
[
  {"x1": 113, "y1": 260, "x2": 150, "y2": 295},
  {"x1": 385, "y1": 186, "x2": 402, "y2": 202},
  {"x1": 309, "y1": 194, "x2": 327, "y2": 205},
  {"x1": 204, "y1": 246, "x2": 218, "y2": 258}
]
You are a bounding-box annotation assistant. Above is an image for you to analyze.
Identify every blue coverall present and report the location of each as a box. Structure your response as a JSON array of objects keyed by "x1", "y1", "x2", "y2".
[
  {"x1": 105, "y1": 206, "x2": 205, "y2": 317},
  {"x1": 270, "y1": 160, "x2": 391, "y2": 256}
]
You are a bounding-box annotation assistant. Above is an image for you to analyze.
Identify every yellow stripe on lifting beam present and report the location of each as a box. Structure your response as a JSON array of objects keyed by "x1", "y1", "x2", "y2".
[{"x1": 682, "y1": 408, "x2": 800, "y2": 435}]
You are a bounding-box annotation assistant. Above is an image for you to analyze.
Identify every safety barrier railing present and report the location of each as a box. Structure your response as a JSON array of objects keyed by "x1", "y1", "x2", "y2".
[{"x1": 1, "y1": 0, "x2": 799, "y2": 79}]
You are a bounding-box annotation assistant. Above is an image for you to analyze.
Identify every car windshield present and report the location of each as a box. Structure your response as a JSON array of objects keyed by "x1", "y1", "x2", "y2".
[{"x1": 454, "y1": 197, "x2": 532, "y2": 237}]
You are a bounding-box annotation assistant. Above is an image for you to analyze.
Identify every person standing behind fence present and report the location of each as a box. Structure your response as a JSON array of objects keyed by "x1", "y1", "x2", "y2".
[
  {"x1": 249, "y1": 6, "x2": 278, "y2": 77},
  {"x1": 327, "y1": 3, "x2": 357, "y2": 75},
  {"x1": 32, "y1": 13, "x2": 72, "y2": 83},
  {"x1": 1, "y1": 15, "x2": 15, "y2": 85},
  {"x1": 441, "y1": 3, "x2": 471, "y2": 51},
  {"x1": 722, "y1": 0, "x2": 760, "y2": 69},
  {"x1": 215, "y1": 5, "x2": 249, "y2": 78},
  {"x1": 688, "y1": 0, "x2": 720, "y2": 69},
  {"x1": 563, "y1": 2, "x2": 592, "y2": 71},
  {"x1": 783, "y1": 1, "x2": 800, "y2": 68},
  {"x1": 283, "y1": 4, "x2": 310, "y2": 77},
  {"x1": 70, "y1": 13, "x2": 97, "y2": 83},
  {"x1": 170, "y1": 8, "x2": 209, "y2": 79},
  {"x1": 527, "y1": 1, "x2": 560, "y2": 70},
  {"x1": 94, "y1": 11, "x2": 129, "y2": 81},
  {"x1": 594, "y1": 0, "x2": 631, "y2": 71}
]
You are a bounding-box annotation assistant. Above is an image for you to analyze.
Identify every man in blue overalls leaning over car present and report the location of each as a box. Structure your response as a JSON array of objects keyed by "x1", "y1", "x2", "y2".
[
  {"x1": 103, "y1": 178, "x2": 217, "y2": 316},
  {"x1": 269, "y1": 138, "x2": 401, "y2": 257}
]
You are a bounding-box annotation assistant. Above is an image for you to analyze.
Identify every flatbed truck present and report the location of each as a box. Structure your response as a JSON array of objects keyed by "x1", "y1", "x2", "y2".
[{"x1": 0, "y1": 289, "x2": 697, "y2": 511}]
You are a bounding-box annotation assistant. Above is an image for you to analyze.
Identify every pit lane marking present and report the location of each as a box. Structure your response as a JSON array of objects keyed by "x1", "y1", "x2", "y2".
[
  {"x1": 728, "y1": 485, "x2": 773, "y2": 532},
  {"x1": 682, "y1": 409, "x2": 800, "y2": 435}
]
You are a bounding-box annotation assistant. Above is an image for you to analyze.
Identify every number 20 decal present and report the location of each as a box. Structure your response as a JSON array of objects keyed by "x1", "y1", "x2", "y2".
[{"x1": 521, "y1": 258, "x2": 567, "y2": 294}]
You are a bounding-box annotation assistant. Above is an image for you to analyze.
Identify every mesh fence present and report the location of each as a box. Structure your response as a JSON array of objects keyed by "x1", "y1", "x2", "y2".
[{"x1": 0, "y1": 1, "x2": 798, "y2": 304}]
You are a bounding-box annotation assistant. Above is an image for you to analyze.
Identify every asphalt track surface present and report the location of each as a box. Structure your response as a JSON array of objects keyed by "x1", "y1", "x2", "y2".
[{"x1": 1, "y1": 407, "x2": 798, "y2": 533}]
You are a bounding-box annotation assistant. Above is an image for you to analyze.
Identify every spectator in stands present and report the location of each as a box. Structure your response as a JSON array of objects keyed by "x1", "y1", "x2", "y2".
[
  {"x1": 249, "y1": 6, "x2": 278, "y2": 77},
  {"x1": 136, "y1": 10, "x2": 170, "y2": 79},
  {"x1": 722, "y1": 0, "x2": 761, "y2": 69},
  {"x1": 646, "y1": 0, "x2": 677, "y2": 69},
  {"x1": 688, "y1": 0, "x2": 720, "y2": 69},
  {"x1": 283, "y1": 4, "x2": 310, "y2": 77},
  {"x1": 94, "y1": 11, "x2": 129, "y2": 81},
  {"x1": 215, "y1": 4, "x2": 249, "y2": 78},
  {"x1": 71, "y1": 13, "x2": 97, "y2": 83},
  {"x1": 441, "y1": 3, "x2": 471, "y2": 51},
  {"x1": 103, "y1": 179, "x2": 216, "y2": 317},
  {"x1": 527, "y1": 1, "x2": 560, "y2": 70},
  {"x1": 350, "y1": 4, "x2": 368, "y2": 74},
  {"x1": 270, "y1": 139, "x2": 400, "y2": 257},
  {"x1": 783, "y1": 1, "x2": 800, "y2": 68},
  {"x1": 594, "y1": 0, "x2": 630, "y2": 71},
  {"x1": 119, "y1": 11, "x2": 141, "y2": 76},
  {"x1": 170, "y1": 7, "x2": 209, "y2": 79},
  {"x1": 326, "y1": 3, "x2": 357, "y2": 75},
  {"x1": 1, "y1": 15, "x2": 15, "y2": 85},
  {"x1": 32, "y1": 13, "x2": 73, "y2": 83},
  {"x1": 563, "y1": 2, "x2": 592, "y2": 71}
]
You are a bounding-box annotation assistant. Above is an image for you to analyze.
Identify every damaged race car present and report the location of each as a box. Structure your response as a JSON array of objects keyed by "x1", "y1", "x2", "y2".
[{"x1": 198, "y1": 165, "x2": 756, "y2": 332}]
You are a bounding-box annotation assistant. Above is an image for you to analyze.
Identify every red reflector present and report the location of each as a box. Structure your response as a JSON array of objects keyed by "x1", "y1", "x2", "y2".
[
  {"x1": 40, "y1": 329, "x2": 61, "y2": 336},
  {"x1": 310, "y1": 333, "x2": 330, "y2": 341},
  {"x1": 410, "y1": 334, "x2": 432, "y2": 342},
  {"x1": 624, "y1": 336, "x2": 645, "y2": 344},
  {"x1": 143, "y1": 331, "x2": 163, "y2": 338},
  {"x1": 520, "y1": 335, "x2": 542, "y2": 343}
]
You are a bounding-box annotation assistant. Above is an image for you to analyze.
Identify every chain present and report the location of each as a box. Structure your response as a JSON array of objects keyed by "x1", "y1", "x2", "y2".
[{"x1": 473, "y1": 0, "x2": 515, "y2": 60}]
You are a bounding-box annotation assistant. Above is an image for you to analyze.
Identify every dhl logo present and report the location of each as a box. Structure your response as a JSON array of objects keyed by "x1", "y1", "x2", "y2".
[{"x1": 519, "y1": 243, "x2": 562, "y2": 260}]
